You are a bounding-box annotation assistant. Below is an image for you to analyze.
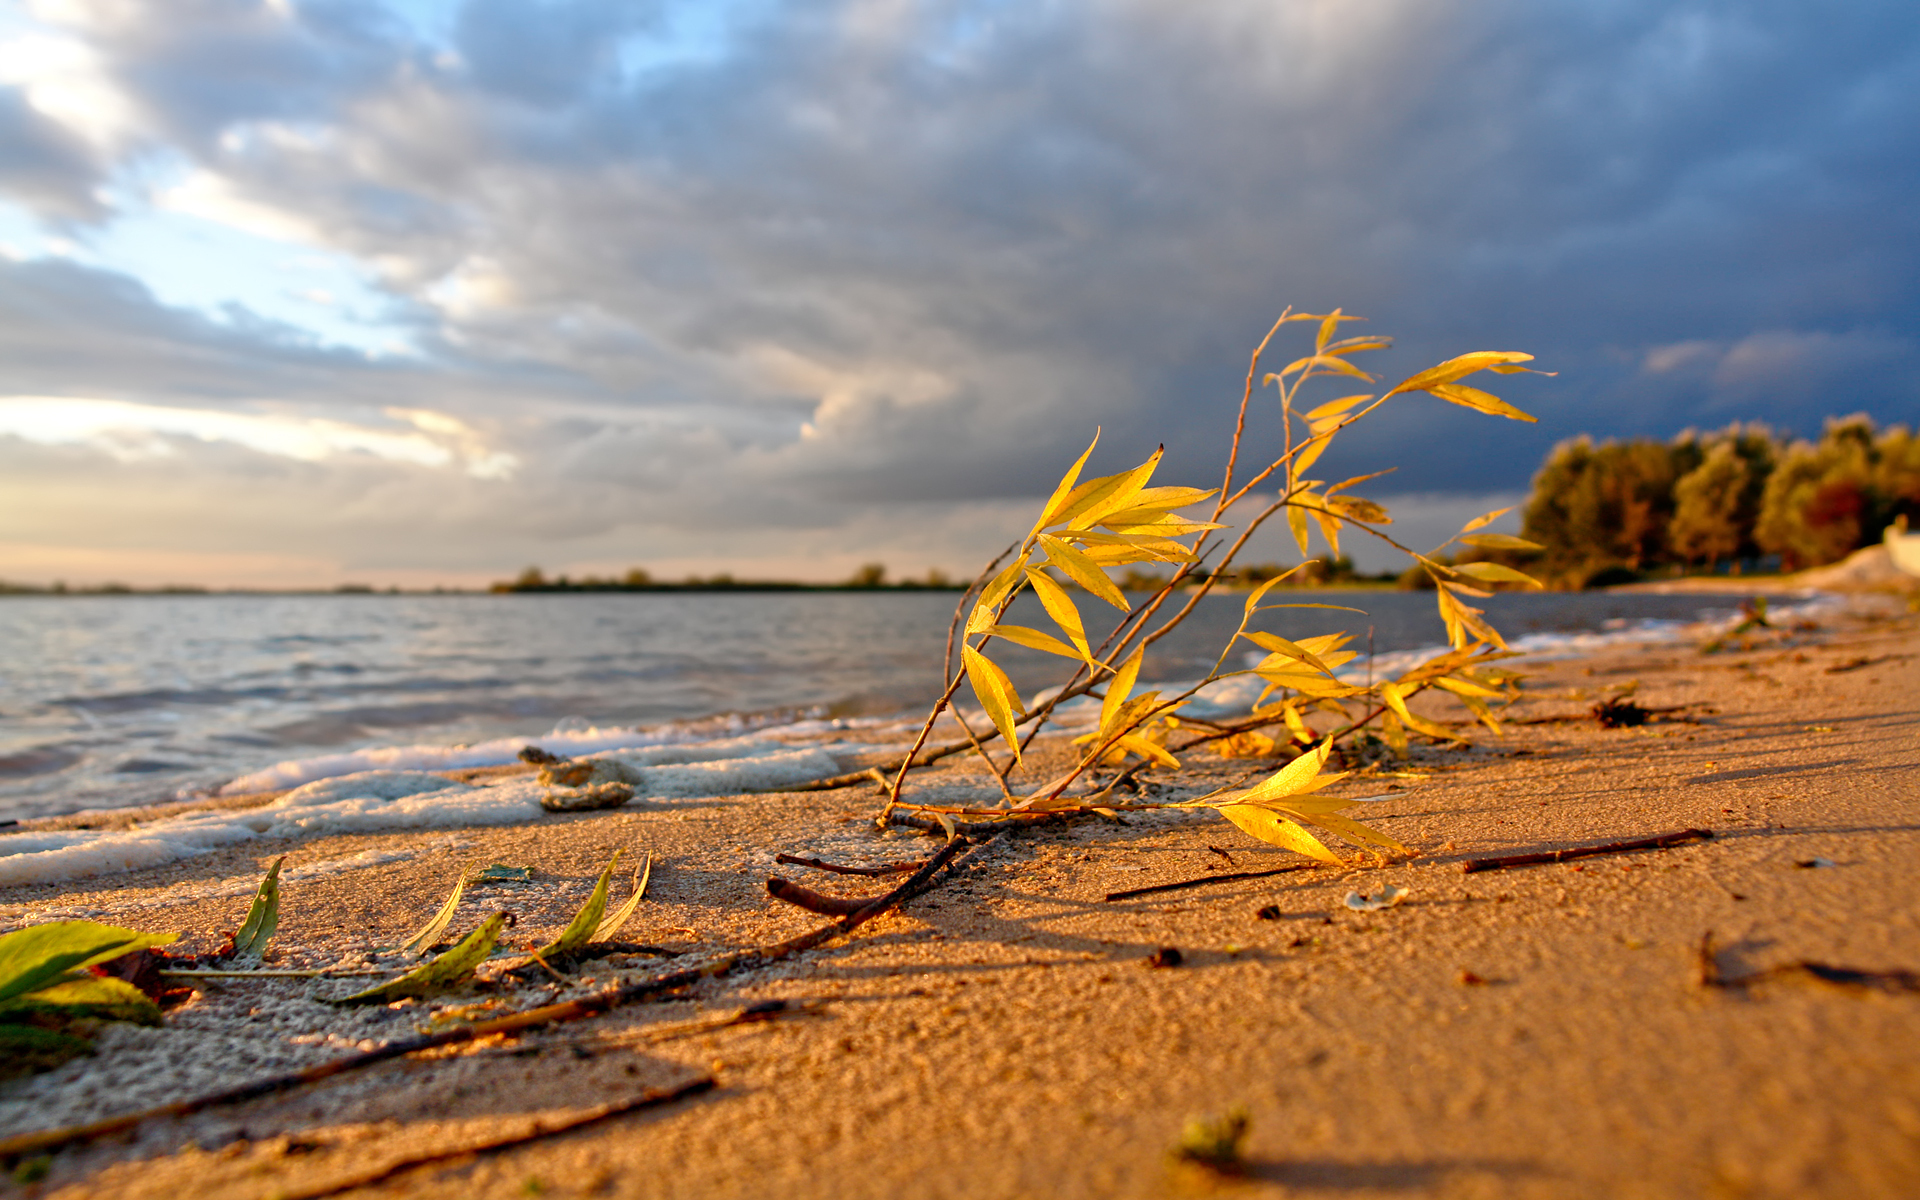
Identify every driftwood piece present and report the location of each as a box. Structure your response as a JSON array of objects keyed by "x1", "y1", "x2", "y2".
[{"x1": 1460, "y1": 828, "x2": 1713, "y2": 873}]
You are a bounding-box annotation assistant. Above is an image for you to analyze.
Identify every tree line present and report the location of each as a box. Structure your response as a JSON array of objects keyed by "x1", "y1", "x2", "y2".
[{"x1": 1511, "y1": 415, "x2": 1919, "y2": 588}]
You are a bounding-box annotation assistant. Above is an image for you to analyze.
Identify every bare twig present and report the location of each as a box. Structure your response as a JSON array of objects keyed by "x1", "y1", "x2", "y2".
[
  {"x1": 1460, "y1": 828, "x2": 1713, "y2": 874},
  {"x1": 1104, "y1": 863, "x2": 1315, "y2": 902},
  {"x1": 271, "y1": 1076, "x2": 715, "y2": 1200},
  {"x1": 765, "y1": 877, "x2": 872, "y2": 916},
  {"x1": 774, "y1": 853, "x2": 922, "y2": 877}
]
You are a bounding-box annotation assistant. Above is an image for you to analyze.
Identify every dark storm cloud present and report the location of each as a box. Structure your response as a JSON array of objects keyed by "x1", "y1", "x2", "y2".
[{"x1": 3, "y1": 0, "x2": 1917, "y2": 580}]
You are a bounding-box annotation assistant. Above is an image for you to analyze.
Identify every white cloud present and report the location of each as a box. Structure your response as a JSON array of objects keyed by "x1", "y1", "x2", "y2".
[{"x1": 0, "y1": 396, "x2": 518, "y2": 477}]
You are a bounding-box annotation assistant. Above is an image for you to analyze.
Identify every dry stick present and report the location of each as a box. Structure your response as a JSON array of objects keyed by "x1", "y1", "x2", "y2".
[
  {"x1": 1104, "y1": 863, "x2": 1314, "y2": 902},
  {"x1": 773, "y1": 853, "x2": 921, "y2": 877},
  {"x1": 273, "y1": 1076, "x2": 716, "y2": 1200},
  {"x1": 765, "y1": 877, "x2": 870, "y2": 917},
  {"x1": 0, "y1": 836, "x2": 979, "y2": 1161},
  {"x1": 1460, "y1": 828, "x2": 1714, "y2": 874}
]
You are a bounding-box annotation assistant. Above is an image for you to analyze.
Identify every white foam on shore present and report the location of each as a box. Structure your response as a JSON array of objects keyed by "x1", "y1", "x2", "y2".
[{"x1": 0, "y1": 743, "x2": 848, "y2": 888}]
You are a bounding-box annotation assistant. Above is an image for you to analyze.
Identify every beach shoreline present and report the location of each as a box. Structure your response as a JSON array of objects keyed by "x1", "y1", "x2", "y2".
[{"x1": 2, "y1": 597, "x2": 1916, "y2": 1199}]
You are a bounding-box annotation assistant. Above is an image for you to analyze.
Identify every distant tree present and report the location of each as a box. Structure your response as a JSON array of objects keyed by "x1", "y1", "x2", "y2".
[
  {"x1": 514, "y1": 566, "x2": 547, "y2": 589},
  {"x1": 1669, "y1": 442, "x2": 1749, "y2": 570},
  {"x1": 848, "y1": 563, "x2": 887, "y2": 587},
  {"x1": 1873, "y1": 425, "x2": 1920, "y2": 528},
  {"x1": 1522, "y1": 437, "x2": 1688, "y2": 586},
  {"x1": 623, "y1": 567, "x2": 652, "y2": 587},
  {"x1": 1755, "y1": 416, "x2": 1878, "y2": 570}
]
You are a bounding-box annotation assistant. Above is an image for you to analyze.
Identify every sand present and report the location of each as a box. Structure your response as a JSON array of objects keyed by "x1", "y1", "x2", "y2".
[{"x1": 2, "y1": 597, "x2": 1916, "y2": 1199}]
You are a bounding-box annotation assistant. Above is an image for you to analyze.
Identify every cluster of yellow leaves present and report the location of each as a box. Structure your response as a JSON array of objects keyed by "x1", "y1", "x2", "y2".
[
  {"x1": 960, "y1": 435, "x2": 1220, "y2": 758},
  {"x1": 1196, "y1": 742, "x2": 1407, "y2": 865},
  {"x1": 931, "y1": 309, "x2": 1553, "y2": 863}
]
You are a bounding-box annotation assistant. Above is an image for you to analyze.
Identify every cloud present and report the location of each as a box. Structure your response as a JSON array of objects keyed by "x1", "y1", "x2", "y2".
[{"x1": 0, "y1": 0, "x2": 1915, "y2": 584}]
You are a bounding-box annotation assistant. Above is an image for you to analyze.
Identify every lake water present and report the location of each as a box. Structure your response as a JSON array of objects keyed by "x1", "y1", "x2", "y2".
[{"x1": 0, "y1": 588, "x2": 1796, "y2": 822}]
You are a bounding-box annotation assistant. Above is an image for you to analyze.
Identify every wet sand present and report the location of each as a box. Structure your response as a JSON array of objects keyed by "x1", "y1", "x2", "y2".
[{"x1": 3, "y1": 599, "x2": 1917, "y2": 1199}]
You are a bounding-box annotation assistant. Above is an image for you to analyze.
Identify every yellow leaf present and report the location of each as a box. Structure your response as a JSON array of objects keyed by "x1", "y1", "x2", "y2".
[
  {"x1": 1313, "y1": 510, "x2": 1343, "y2": 556},
  {"x1": 987, "y1": 623, "x2": 1083, "y2": 660},
  {"x1": 1378, "y1": 682, "x2": 1454, "y2": 741},
  {"x1": 1076, "y1": 541, "x2": 1190, "y2": 566},
  {"x1": 1095, "y1": 510, "x2": 1223, "y2": 535},
  {"x1": 1461, "y1": 506, "x2": 1513, "y2": 532},
  {"x1": 1023, "y1": 568, "x2": 1093, "y2": 663},
  {"x1": 1292, "y1": 433, "x2": 1333, "y2": 478},
  {"x1": 1036, "y1": 431, "x2": 1101, "y2": 528},
  {"x1": 1278, "y1": 354, "x2": 1375, "y2": 383},
  {"x1": 1298, "y1": 810, "x2": 1409, "y2": 855},
  {"x1": 1101, "y1": 647, "x2": 1143, "y2": 732},
  {"x1": 1281, "y1": 702, "x2": 1313, "y2": 743},
  {"x1": 1213, "y1": 730, "x2": 1277, "y2": 760},
  {"x1": 1240, "y1": 742, "x2": 1339, "y2": 804},
  {"x1": 1459, "y1": 533, "x2": 1541, "y2": 550},
  {"x1": 967, "y1": 558, "x2": 1028, "y2": 633},
  {"x1": 1426, "y1": 382, "x2": 1537, "y2": 423},
  {"x1": 1116, "y1": 486, "x2": 1217, "y2": 512},
  {"x1": 1380, "y1": 710, "x2": 1408, "y2": 756},
  {"x1": 1116, "y1": 733, "x2": 1181, "y2": 769},
  {"x1": 1038, "y1": 535, "x2": 1129, "y2": 610},
  {"x1": 1314, "y1": 309, "x2": 1351, "y2": 352},
  {"x1": 1387, "y1": 351, "x2": 1536, "y2": 397},
  {"x1": 1052, "y1": 448, "x2": 1163, "y2": 530},
  {"x1": 962, "y1": 645, "x2": 1024, "y2": 758},
  {"x1": 1216, "y1": 803, "x2": 1344, "y2": 863},
  {"x1": 1432, "y1": 675, "x2": 1503, "y2": 699},
  {"x1": 1325, "y1": 495, "x2": 1390, "y2": 524},
  {"x1": 1242, "y1": 631, "x2": 1333, "y2": 673},
  {"x1": 1321, "y1": 336, "x2": 1392, "y2": 356},
  {"x1": 1452, "y1": 561, "x2": 1543, "y2": 588},
  {"x1": 1305, "y1": 393, "x2": 1374, "y2": 420},
  {"x1": 1286, "y1": 503, "x2": 1311, "y2": 554},
  {"x1": 1242, "y1": 566, "x2": 1309, "y2": 615}
]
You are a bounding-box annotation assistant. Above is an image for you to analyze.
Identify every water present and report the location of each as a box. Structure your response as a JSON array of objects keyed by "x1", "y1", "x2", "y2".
[{"x1": 0, "y1": 589, "x2": 1788, "y2": 822}]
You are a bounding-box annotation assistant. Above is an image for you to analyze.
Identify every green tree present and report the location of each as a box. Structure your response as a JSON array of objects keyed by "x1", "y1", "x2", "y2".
[
  {"x1": 1522, "y1": 437, "x2": 1688, "y2": 586},
  {"x1": 1669, "y1": 442, "x2": 1749, "y2": 570}
]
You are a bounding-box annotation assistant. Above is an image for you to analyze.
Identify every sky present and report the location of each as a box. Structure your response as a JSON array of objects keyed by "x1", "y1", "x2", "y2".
[{"x1": 0, "y1": 0, "x2": 1914, "y2": 588}]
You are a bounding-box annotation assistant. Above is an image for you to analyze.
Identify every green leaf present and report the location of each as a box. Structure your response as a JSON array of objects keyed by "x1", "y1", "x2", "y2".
[
  {"x1": 332, "y1": 912, "x2": 509, "y2": 1005},
  {"x1": 963, "y1": 644, "x2": 1024, "y2": 758},
  {"x1": 533, "y1": 851, "x2": 622, "y2": 959},
  {"x1": 231, "y1": 856, "x2": 284, "y2": 961},
  {"x1": 594, "y1": 852, "x2": 652, "y2": 942},
  {"x1": 0, "y1": 922, "x2": 179, "y2": 1005},
  {"x1": 0, "y1": 975, "x2": 162, "y2": 1026},
  {"x1": 1023, "y1": 568, "x2": 1093, "y2": 664},
  {"x1": 0, "y1": 1024, "x2": 95, "y2": 1078},
  {"x1": 401, "y1": 870, "x2": 470, "y2": 957}
]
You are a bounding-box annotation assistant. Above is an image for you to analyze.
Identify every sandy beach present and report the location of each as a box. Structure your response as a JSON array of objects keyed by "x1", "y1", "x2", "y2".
[{"x1": 2, "y1": 595, "x2": 1916, "y2": 1200}]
